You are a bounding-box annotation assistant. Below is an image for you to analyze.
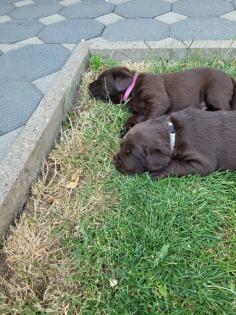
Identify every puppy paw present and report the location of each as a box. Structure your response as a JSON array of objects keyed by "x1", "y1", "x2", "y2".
[{"x1": 120, "y1": 127, "x2": 129, "y2": 138}]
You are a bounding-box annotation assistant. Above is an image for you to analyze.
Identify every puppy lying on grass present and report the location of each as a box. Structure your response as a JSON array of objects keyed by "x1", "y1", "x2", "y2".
[
  {"x1": 89, "y1": 67, "x2": 236, "y2": 136},
  {"x1": 113, "y1": 108, "x2": 236, "y2": 179}
]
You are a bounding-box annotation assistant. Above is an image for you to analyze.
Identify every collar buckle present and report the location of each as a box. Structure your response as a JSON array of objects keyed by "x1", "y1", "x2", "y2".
[{"x1": 168, "y1": 121, "x2": 176, "y2": 154}]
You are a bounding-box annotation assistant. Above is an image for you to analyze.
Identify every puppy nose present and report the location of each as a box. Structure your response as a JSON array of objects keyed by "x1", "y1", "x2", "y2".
[
  {"x1": 113, "y1": 155, "x2": 118, "y2": 165},
  {"x1": 113, "y1": 154, "x2": 121, "y2": 167},
  {"x1": 88, "y1": 82, "x2": 97, "y2": 95}
]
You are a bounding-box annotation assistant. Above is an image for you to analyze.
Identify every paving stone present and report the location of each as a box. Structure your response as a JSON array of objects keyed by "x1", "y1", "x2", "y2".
[
  {"x1": 2, "y1": 0, "x2": 19, "y2": 3},
  {"x1": 0, "y1": 4, "x2": 14, "y2": 15},
  {"x1": 0, "y1": 37, "x2": 43, "y2": 53},
  {"x1": 163, "y1": 0, "x2": 179, "y2": 3},
  {"x1": 38, "y1": 19, "x2": 103, "y2": 43},
  {"x1": 102, "y1": 19, "x2": 169, "y2": 41},
  {"x1": 0, "y1": 81, "x2": 43, "y2": 135},
  {"x1": 14, "y1": 0, "x2": 34, "y2": 7},
  {"x1": 221, "y1": 10, "x2": 236, "y2": 21},
  {"x1": 62, "y1": 43, "x2": 76, "y2": 51},
  {"x1": 115, "y1": 0, "x2": 170, "y2": 18},
  {"x1": 155, "y1": 12, "x2": 187, "y2": 24},
  {"x1": 171, "y1": 17, "x2": 236, "y2": 40},
  {"x1": 233, "y1": 0, "x2": 236, "y2": 10},
  {"x1": 0, "y1": 20, "x2": 44, "y2": 44},
  {"x1": 10, "y1": 2, "x2": 62, "y2": 19},
  {"x1": 173, "y1": 0, "x2": 234, "y2": 17},
  {"x1": 108, "y1": 0, "x2": 130, "y2": 4},
  {"x1": 59, "y1": 0, "x2": 81, "y2": 5},
  {"x1": 33, "y1": 0, "x2": 60, "y2": 2},
  {"x1": 39, "y1": 14, "x2": 65, "y2": 25},
  {"x1": 33, "y1": 71, "x2": 59, "y2": 94},
  {"x1": 95, "y1": 13, "x2": 124, "y2": 26},
  {"x1": 0, "y1": 44, "x2": 70, "y2": 81},
  {"x1": 61, "y1": 0, "x2": 114, "y2": 18},
  {"x1": 0, "y1": 16, "x2": 12, "y2": 24},
  {"x1": 0, "y1": 127, "x2": 23, "y2": 161}
]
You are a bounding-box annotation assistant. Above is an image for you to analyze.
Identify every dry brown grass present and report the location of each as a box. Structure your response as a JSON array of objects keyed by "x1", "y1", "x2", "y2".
[
  {"x1": 0, "y1": 68, "x2": 110, "y2": 314},
  {"x1": 0, "y1": 61, "x2": 148, "y2": 313}
]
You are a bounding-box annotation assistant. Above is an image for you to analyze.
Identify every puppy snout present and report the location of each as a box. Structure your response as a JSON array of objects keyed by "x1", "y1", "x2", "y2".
[
  {"x1": 88, "y1": 82, "x2": 98, "y2": 97},
  {"x1": 113, "y1": 154, "x2": 119, "y2": 166}
]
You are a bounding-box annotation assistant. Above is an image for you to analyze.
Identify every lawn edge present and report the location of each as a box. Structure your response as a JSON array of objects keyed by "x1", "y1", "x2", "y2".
[{"x1": 0, "y1": 43, "x2": 89, "y2": 241}]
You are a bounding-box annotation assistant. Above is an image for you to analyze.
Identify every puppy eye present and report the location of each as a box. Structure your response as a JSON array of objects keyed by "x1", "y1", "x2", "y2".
[{"x1": 126, "y1": 149, "x2": 131, "y2": 154}]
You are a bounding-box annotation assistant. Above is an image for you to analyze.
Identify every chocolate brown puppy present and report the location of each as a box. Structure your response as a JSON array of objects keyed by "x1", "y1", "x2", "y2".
[
  {"x1": 89, "y1": 67, "x2": 236, "y2": 135},
  {"x1": 113, "y1": 108, "x2": 236, "y2": 179}
]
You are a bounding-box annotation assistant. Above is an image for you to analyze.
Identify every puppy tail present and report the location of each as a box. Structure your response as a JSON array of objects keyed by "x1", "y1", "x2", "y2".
[{"x1": 230, "y1": 77, "x2": 236, "y2": 110}]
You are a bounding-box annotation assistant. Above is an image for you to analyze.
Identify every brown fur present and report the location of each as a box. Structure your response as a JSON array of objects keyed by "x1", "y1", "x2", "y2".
[
  {"x1": 113, "y1": 108, "x2": 236, "y2": 179},
  {"x1": 89, "y1": 67, "x2": 236, "y2": 135}
]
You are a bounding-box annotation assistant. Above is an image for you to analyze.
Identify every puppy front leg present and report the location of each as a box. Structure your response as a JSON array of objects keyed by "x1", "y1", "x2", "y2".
[
  {"x1": 150, "y1": 159, "x2": 215, "y2": 179},
  {"x1": 120, "y1": 114, "x2": 146, "y2": 137}
]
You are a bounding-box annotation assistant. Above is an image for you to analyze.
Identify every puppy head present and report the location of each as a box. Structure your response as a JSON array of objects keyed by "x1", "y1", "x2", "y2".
[
  {"x1": 88, "y1": 67, "x2": 135, "y2": 104},
  {"x1": 113, "y1": 118, "x2": 171, "y2": 175}
]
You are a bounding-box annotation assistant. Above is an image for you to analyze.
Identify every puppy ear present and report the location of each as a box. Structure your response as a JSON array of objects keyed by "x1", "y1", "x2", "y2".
[
  {"x1": 145, "y1": 148, "x2": 170, "y2": 172},
  {"x1": 145, "y1": 149, "x2": 160, "y2": 171},
  {"x1": 114, "y1": 69, "x2": 134, "y2": 92}
]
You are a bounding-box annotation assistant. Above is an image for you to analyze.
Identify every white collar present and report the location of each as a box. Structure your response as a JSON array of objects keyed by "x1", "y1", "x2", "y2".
[{"x1": 168, "y1": 121, "x2": 176, "y2": 154}]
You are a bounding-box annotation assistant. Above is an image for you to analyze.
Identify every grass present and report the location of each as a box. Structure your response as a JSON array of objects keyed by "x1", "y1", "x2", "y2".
[{"x1": 0, "y1": 54, "x2": 235, "y2": 314}]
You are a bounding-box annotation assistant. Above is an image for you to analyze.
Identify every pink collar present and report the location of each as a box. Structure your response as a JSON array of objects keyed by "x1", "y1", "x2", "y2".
[{"x1": 122, "y1": 73, "x2": 138, "y2": 102}]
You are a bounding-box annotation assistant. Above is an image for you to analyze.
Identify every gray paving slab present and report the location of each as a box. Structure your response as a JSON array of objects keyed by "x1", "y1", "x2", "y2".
[
  {"x1": 14, "y1": 0, "x2": 34, "y2": 7},
  {"x1": 0, "y1": 81, "x2": 43, "y2": 135},
  {"x1": 0, "y1": 44, "x2": 70, "y2": 81},
  {"x1": 2, "y1": 0, "x2": 18, "y2": 3},
  {"x1": 0, "y1": 16, "x2": 12, "y2": 24},
  {"x1": 95, "y1": 13, "x2": 124, "y2": 26},
  {"x1": 34, "y1": 0, "x2": 60, "y2": 2},
  {"x1": 0, "y1": 20, "x2": 44, "y2": 44},
  {"x1": 171, "y1": 17, "x2": 236, "y2": 40},
  {"x1": 0, "y1": 4, "x2": 14, "y2": 15},
  {"x1": 39, "y1": 14, "x2": 66, "y2": 25},
  {"x1": 173, "y1": 0, "x2": 234, "y2": 17},
  {"x1": 102, "y1": 19, "x2": 169, "y2": 41},
  {"x1": 221, "y1": 10, "x2": 236, "y2": 22},
  {"x1": 60, "y1": 0, "x2": 114, "y2": 18},
  {"x1": 108, "y1": 0, "x2": 130, "y2": 4},
  {"x1": 0, "y1": 127, "x2": 23, "y2": 161},
  {"x1": 38, "y1": 19, "x2": 104, "y2": 43},
  {"x1": 10, "y1": 2, "x2": 62, "y2": 20},
  {"x1": 33, "y1": 71, "x2": 59, "y2": 94},
  {"x1": 232, "y1": 0, "x2": 236, "y2": 9},
  {"x1": 115, "y1": 0, "x2": 170, "y2": 18}
]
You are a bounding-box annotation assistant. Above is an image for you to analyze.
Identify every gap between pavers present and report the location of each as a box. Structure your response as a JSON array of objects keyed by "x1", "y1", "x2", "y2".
[{"x1": 1, "y1": 39, "x2": 236, "y2": 242}]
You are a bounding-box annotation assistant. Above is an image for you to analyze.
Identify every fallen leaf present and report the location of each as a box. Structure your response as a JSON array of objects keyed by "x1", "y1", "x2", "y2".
[
  {"x1": 46, "y1": 195, "x2": 54, "y2": 204},
  {"x1": 158, "y1": 244, "x2": 170, "y2": 260},
  {"x1": 217, "y1": 60, "x2": 224, "y2": 66},
  {"x1": 207, "y1": 248, "x2": 214, "y2": 254},
  {"x1": 66, "y1": 173, "x2": 80, "y2": 189},
  {"x1": 157, "y1": 283, "x2": 168, "y2": 298},
  {"x1": 109, "y1": 278, "x2": 118, "y2": 288},
  {"x1": 66, "y1": 180, "x2": 79, "y2": 190}
]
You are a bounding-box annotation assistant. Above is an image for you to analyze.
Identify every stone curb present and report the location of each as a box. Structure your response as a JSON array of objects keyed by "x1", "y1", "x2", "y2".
[
  {"x1": 1, "y1": 39, "x2": 236, "y2": 241},
  {"x1": 88, "y1": 39, "x2": 236, "y2": 59},
  {"x1": 0, "y1": 42, "x2": 89, "y2": 241}
]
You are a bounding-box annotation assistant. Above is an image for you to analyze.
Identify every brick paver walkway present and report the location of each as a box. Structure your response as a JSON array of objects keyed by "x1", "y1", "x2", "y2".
[{"x1": 1, "y1": 0, "x2": 236, "y2": 160}]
